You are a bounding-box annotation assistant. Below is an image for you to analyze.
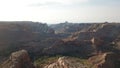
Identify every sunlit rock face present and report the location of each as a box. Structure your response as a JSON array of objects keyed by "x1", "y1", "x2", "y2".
[
  {"x1": 1, "y1": 50, "x2": 35, "y2": 68},
  {"x1": 44, "y1": 57, "x2": 88, "y2": 68},
  {"x1": 88, "y1": 52, "x2": 120, "y2": 68}
]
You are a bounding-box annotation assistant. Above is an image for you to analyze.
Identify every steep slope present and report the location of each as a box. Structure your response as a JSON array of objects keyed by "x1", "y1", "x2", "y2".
[
  {"x1": 94, "y1": 23, "x2": 120, "y2": 52},
  {"x1": 50, "y1": 22, "x2": 106, "y2": 34},
  {"x1": 45, "y1": 23, "x2": 120, "y2": 57},
  {"x1": 43, "y1": 39, "x2": 95, "y2": 57},
  {"x1": 0, "y1": 21, "x2": 55, "y2": 62},
  {"x1": 88, "y1": 52, "x2": 120, "y2": 68}
]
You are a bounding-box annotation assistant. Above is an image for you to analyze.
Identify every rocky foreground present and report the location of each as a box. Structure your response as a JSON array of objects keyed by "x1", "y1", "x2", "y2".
[
  {"x1": 1, "y1": 50, "x2": 120, "y2": 68},
  {"x1": 1, "y1": 50, "x2": 34, "y2": 68},
  {"x1": 44, "y1": 57, "x2": 88, "y2": 68}
]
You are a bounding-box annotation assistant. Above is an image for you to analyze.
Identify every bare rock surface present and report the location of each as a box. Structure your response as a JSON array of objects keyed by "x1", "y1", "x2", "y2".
[
  {"x1": 88, "y1": 52, "x2": 120, "y2": 68},
  {"x1": 1, "y1": 50, "x2": 34, "y2": 68},
  {"x1": 44, "y1": 57, "x2": 88, "y2": 68}
]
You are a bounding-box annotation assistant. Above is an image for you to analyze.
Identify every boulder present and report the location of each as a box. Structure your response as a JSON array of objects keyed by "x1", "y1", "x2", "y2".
[{"x1": 1, "y1": 50, "x2": 35, "y2": 68}]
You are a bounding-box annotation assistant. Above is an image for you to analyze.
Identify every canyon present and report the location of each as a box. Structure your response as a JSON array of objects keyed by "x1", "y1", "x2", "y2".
[{"x1": 0, "y1": 21, "x2": 120, "y2": 68}]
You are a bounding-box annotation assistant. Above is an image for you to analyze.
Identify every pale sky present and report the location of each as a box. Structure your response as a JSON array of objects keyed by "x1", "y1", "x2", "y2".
[{"x1": 0, "y1": 0, "x2": 120, "y2": 24}]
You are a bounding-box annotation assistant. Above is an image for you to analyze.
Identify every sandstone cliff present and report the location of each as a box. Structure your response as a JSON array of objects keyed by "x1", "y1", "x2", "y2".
[
  {"x1": 88, "y1": 52, "x2": 120, "y2": 68},
  {"x1": 1, "y1": 50, "x2": 34, "y2": 68}
]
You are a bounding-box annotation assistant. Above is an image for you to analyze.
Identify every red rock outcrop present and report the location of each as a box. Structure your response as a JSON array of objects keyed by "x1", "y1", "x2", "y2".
[
  {"x1": 1, "y1": 50, "x2": 35, "y2": 68},
  {"x1": 88, "y1": 52, "x2": 120, "y2": 68}
]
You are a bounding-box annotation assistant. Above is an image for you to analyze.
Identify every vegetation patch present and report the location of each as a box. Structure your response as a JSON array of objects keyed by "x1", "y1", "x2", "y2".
[{"x1": 34, "y1": 55, "x2": 92, "y2": 68}]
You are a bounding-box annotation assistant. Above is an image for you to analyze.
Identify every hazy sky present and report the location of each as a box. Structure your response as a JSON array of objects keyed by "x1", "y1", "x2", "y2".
[{"x1": 0, "y1": 0, "x2": 120, "y2": 24}]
